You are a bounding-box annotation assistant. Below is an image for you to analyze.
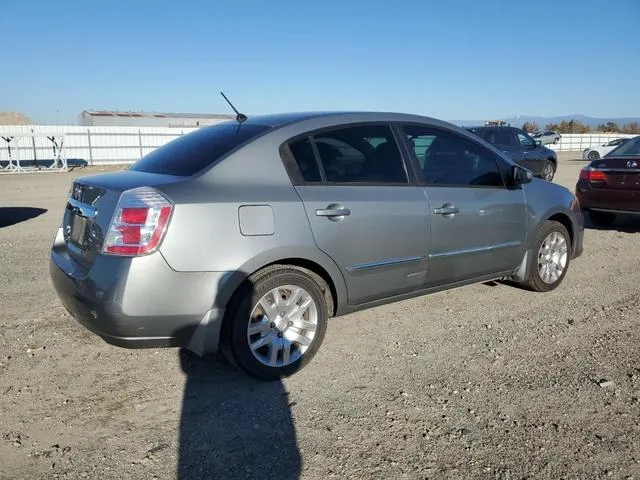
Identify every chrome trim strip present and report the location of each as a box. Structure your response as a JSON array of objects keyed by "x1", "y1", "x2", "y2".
[
  {"x1": 429, "y1": 241, "x2": 522, "y2": 259},
  {"x1": 594, "y1": 168, "x2": 640, "y2": 173},
  {"x1": 347, "y1": 255, "x2": 425, "y2": 272}
]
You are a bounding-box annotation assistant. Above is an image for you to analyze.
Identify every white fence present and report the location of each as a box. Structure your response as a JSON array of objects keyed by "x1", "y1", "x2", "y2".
[
  {"x1": 545, "y1": 133, "x2": 637, "y2": 152},
  {"x1": 0, "y1": 125, "x2": 203, "y2": 167},
  {"x1": 0, "y1": 125, "x2": 637, "y2": 167}
]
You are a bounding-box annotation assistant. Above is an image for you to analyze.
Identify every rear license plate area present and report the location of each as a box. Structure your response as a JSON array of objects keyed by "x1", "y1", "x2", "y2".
[{"x1": 69, "y1": 214, "x2": 87, "y2": 246}]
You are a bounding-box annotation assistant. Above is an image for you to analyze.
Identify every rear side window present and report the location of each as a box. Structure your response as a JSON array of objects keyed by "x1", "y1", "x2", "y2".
[{"x1": 129, "y1": 123, "x2": 270, "y2": 176}]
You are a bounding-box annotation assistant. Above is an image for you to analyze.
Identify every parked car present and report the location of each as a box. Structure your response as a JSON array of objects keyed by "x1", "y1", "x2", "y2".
[
  {"x1": 465, "y1": 125, "x2": 558, "y2": 181},
  {"x1": 582, "y1": 137, "x2": 631, "y2": 161},
  {"x1": 50, "y1": 111, "x2": 584, "y2": 380},
  {"x1": 576, "y1": 135, "x2": 640, "y2": 226},
  {"x1": 532, "y1": 130, "x2": 562, "y2": 145}
]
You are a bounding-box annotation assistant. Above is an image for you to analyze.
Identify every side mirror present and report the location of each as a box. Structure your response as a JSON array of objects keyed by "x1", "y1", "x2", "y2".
[{"x1": 512, "y1": 165, "x2": 533, "y2": 187}]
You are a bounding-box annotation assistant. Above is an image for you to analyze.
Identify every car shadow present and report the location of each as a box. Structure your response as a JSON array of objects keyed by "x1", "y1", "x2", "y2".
[
  {"x1": 176, "y1": 274, "x2": 301, "y2": 480},
  {"x1": 0, "y1": 207, "x2": 47, "y2": 228},
  {"x1": 583, "y1": 215, "x2": 640, "y2": 233}
]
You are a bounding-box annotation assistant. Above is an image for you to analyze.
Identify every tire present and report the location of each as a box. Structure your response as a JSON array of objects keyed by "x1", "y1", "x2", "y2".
[
  {"x1": 553, "y1": 137, "x2": 559, "y2": 144},
  {"x1": 588, "y1": 150, "x2": 600, "y2": 161},
  {"x1": 522, "y1": 220, "x2": 571, "y2": 292},
  {"x1": 222, "y1": 266, "x2": 328, "y2": 381},
  {"x1": 588, "y1": 210, "x2": 616, "y2": 226},
  {"x1": 541, "y1": 161, "x2": 555, "y2": 181}
]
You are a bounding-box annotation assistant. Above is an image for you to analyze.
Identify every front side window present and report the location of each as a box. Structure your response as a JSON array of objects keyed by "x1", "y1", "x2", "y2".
[
  {"x1": 517, "y1": 131, "x2": 536, "y2": 148},
  {"x1": 287, "y1": 124, "x2": 408, "y2": 184},
  {"x1": 402, "y1": 125, "x2": 505, "y2": 187}
]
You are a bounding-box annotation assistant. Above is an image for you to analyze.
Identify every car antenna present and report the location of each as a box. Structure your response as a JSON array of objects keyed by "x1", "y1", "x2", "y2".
[{"x1": 220, "y1": 91, "x2": 247, "y2": 123}]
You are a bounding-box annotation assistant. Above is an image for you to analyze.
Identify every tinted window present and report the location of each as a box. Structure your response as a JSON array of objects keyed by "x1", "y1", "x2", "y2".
[
  {"x1": 480, "y1": 128, "x2": 517, "y2": 146},
  {"x1": 517, "y1": 132, "x2": 536, "y2": 147},
  {"x1": 288, "y1": 137, "x2": 321, "y2": 182},
  {"x1": 402, "y1": 125, "x2": 505, "y2": 187},
  {"x1": 289, "y1": 124, "x2": 408, "y2": 184},
  {"x1": 129, "y1": 123, "x2": 270, "y2": 176}
]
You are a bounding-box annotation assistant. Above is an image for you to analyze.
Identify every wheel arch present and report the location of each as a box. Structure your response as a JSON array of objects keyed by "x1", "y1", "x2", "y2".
[
  {"x1": 216, "y1": 246, "x2": 348, "y2": 320},
  {"x1": 547, "y1": 212, "x2": 574, "y2": 249}
]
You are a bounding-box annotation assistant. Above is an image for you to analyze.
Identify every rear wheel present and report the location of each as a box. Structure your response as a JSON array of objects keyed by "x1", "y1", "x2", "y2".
[
  {"x1": 588, "y1": 210, "x2": 617, "y2": 226},
  {"x1": 522, "y1": 220, "x2": 571, "y2": 292},
  {"x1": 588, "y1": 150, "x2": 600, "y2": 160},
  {"x1": 223, "y1": 267, "x2": 328, "y2": 381}
]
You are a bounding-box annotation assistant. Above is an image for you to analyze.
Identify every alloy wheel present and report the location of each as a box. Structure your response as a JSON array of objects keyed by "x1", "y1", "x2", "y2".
[
  {"x1": 247, "y1": 285, "x2": 318, "y2": 367},
  {"x1": 537, "y1": 231, "x2": 568, "y2": 284}
]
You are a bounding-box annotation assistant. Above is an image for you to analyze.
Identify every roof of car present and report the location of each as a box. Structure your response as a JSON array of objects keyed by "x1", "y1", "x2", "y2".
[
  {"x1": 231, "y1": 111, "x2": 457, "y2": 129},
  {"x1": 465, "y1": 125, "x2": 514, "y2": 130}
]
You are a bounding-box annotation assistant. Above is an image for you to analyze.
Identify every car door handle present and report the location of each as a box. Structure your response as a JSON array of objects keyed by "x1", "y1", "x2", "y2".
[
  {"x1": 316, "y1": 207, "x2": 351, "y2": 217},
  {"x1": 433, "y1": 205, "x2": 459, "y2": 215}
]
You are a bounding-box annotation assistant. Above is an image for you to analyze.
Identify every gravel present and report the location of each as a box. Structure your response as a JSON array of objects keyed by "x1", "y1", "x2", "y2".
[{"x1": 1, "y1": 154, "x2": 639, "y2": 480}]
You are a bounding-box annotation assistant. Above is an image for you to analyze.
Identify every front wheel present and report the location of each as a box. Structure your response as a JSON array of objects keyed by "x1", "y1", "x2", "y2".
[
  {"x1": 223, "y1": 267, "x2": 328, "y2": 381},
  {"x1": 588, "y1": 150, "x2": 600, "y2": 161},
  {"x1": 541, "y1": 161, "x2": 555, "y2": 181},
  {"x1": 553, "y1": 137, "x2": 560, "y2": 144},
  {"x1": 522, "y1": 220, "x2": 571, "y2": 292}
]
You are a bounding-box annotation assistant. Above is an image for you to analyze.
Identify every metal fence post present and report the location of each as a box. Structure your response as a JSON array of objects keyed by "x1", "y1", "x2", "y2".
[
  {"x1": 138, "y1": 129, "x2": 143, "y2": 159},
  {"x1": 30, "y1": 127, "x2": 37, "y2": 167},
  {"x1": 87, "y1": 129, "x2": 93, "y2": 165}
]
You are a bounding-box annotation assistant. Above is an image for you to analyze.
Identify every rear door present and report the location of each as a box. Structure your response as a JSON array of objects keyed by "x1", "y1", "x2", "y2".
[
  {"x1": 398, "y1": 123, "x2": 527, "y2": 286},
  {"x1": 282, "y1": 123, "x2": 430, "y2": 306}
]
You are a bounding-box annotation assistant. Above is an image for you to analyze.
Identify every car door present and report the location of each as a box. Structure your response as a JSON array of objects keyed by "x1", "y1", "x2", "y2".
[
  {"x1": 282, "y1": 123, "x2": 430, "y2": 306},
  {"x1": 516, "y1": 129, "x2": 545, "y2": 175},
  {"x1": 398, "y1": 123, "x2": 527, "y2": 286}
]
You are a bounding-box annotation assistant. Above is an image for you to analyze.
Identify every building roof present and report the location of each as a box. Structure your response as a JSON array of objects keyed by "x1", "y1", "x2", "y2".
[{"x1": 80, "y1": 110, "x2": 235, "y2": 119}]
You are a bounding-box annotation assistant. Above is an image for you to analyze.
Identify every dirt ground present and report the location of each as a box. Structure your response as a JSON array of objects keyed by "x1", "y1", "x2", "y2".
[{"x1": 1, "y1": 153, "x2": 638, "y2": 480}]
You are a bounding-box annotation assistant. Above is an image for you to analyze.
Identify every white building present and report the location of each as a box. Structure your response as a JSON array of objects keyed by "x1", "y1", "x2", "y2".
[{"x1": 77, "y1": 110, "x2": 234, "y2": 128}]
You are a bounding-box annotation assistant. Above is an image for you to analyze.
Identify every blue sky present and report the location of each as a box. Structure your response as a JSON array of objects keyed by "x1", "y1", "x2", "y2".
[{"x1": 2, "y1": 0, "x2": 639, "y2": 124}]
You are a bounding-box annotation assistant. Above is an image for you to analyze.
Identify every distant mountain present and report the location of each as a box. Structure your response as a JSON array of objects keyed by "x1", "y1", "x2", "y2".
[{"x1": 449, "y1": 114, "x2": 640, "y2": 128}]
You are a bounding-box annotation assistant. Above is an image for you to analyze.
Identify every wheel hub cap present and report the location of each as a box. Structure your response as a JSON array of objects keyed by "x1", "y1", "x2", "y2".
[
  {"x1": 247, "y1": 285, "x2": 318, "y2": 367},
  {"x1": 537, "y1": 231, "x2": 568, "y2": 284}
]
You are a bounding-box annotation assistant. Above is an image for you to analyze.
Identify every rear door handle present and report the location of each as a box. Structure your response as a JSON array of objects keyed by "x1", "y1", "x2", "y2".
[
  {"x1": 316, "y1": 207, "x2": 351, "y2": 217},
  {"x1": 433, "y1": 204, "x2": 459, "y2": 215}
]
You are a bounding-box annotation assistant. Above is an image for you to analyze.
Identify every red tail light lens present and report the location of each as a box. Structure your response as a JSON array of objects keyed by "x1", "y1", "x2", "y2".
[
  {"x1": 579, "y1": 167, "x2": 607, "y2": 183},
  {"x1": 103, "y1": 187, "x2": 173, "y2": 256}
]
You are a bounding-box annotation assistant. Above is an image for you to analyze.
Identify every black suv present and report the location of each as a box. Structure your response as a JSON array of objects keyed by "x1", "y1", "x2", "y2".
[{"x1": 465, "y1": 126, "x2": 558, "y2": 181}]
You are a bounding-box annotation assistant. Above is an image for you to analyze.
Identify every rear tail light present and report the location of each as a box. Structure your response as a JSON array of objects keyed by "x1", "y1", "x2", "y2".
[
  {"x1": 103, "y1": 187, "x2": 173, "y2": 256},
  {"x1": 579, "y1": 167, "x2": 607, "y2": 183}
]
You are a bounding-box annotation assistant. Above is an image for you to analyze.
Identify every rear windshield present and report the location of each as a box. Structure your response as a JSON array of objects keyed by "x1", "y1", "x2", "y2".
[
  {"x1": 129, "y1": 122, "x2": 270, "y2": 176},
  {"x1": 605, "y1": 136, "x2": 640, "y2": 157}
]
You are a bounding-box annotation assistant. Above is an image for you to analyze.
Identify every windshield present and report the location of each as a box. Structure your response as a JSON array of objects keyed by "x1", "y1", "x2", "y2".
[
  {"x1": 605, "y1": 136, "x2": 640, "y2": 157},
  {"x1": 129, "y1": 122, "x2": 270, "y2": 176}
]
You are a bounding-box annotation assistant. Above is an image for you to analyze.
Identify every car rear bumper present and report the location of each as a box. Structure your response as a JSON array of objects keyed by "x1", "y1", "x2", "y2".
[
  {"x1": 49, "y1": 227, "x2": 230, "y2": 354},
  {"x1": 576, "y1": 181, "x2": 640, "y2": 215}
]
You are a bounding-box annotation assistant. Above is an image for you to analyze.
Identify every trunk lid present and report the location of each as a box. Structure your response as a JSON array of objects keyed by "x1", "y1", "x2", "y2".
[
  {"x1": 61, "y1": 170, "x2": 184, "y2": 268},
  {"x1": 591, "y1": 156, "x2": 640, "y2": 190}
]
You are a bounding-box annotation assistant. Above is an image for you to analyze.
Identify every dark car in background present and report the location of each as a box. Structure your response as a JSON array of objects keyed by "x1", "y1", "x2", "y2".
[
  {"x1": 466, "y1": 126, "x2": 558, "y2": 181},
  {"x1": 576, "y1": 135, "x2": 640, "y2": 226}
]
